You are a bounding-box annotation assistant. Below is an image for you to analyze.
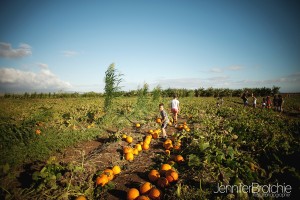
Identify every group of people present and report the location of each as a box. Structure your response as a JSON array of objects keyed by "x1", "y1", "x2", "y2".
[
  {"x1": 158, "y1": 91, "x2": 285, "y2": 140},
  {"x1": 262, "y1": 95, "x2": 284, "y2": 112},
  {"x1": 158, "y1": 95, "x2": 180, "y2": 140},
  {"x1": 241, "y1": 91, "x2": 284, "y2": 112}
]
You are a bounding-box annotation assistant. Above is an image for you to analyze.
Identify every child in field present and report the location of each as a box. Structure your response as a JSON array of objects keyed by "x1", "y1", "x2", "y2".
[
  {"x1": 266, "y1": 96, "x2": 272, "y2": 109},
  {"x1": 216, "y1": 97, "x2": 223, "y2": 107},
  {"x1": 252, "y1": 94, "x2": 257, "y2": 108},
  {"x1": 159, "y1": 103, "x2": 169, "y2": 139},
  {"x1": 170, "y1": 95, "x2": 180, "y2": 127},
  {"x1": 262, "y1": 98, "x2": 266, "y2": 109},
  {"x1": 220, "y1": 97, "x2": 224, "y2": 105}
]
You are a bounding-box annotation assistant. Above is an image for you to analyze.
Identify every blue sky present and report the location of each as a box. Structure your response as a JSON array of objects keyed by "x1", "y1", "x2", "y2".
[{"x1": 0, "y1": 0, "x2": 299, "y2": 93}]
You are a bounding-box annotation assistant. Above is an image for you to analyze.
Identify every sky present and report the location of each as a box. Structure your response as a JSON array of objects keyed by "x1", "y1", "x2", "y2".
[{"x1": 0, "y1": 0, "x2": 300, "y2": 93}]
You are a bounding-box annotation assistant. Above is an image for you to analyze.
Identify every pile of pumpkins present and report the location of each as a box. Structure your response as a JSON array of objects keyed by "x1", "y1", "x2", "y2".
[
  {"x1": 95, "y1": 165, "x2": 122, "y2": 187},
  {"x1": 78, "y1": 119, "x2": 187, "y2": 200},
  {"x1": 177, "y1": 121, "x2": 190, "y2": 132},
  {"x1": 125, "y1": 118, "x2": 187, "y2": 200},
  {"x1": 126, "y1": 163, "x2": 180, "y2": 200},
  {"x1": 122, "y1": 131, "x2": 155, "y2": 162},
  {"x1": 122, "y1": 124, "x2": 165, "y2": 162}
]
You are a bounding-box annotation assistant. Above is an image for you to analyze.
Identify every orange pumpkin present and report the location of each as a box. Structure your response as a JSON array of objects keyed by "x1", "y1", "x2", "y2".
[
  {"x1": 165, "y1": 169, "x2": 179, "y2": 183},
  {"x1": 157, "y1": 177, "x2": 169, "y2": 188},
  {"x1": 96, "y1": 174, "x2": 109, "y2": 186},
  {"x1": 139, "y1": 182, "x2": 152, "y2": 194},
  {"x1": 156, "y1": 118, "x2": 162, "y2": 123},
  {"x1": 123, "y1": 146, "x2": 132, "y2": 154},
  {"x1": 148, "y1": 188, "x2": 161, "y2": 200},
  {"x1": 125, "y1": 152, "x2": 134, "y2": 161},
  {"x1": 144, "y1": 138, "x2": 151, "y2": 145},
  {"x1": 163, "y1": 143, "x2": 173, "y2": 150},
  {"x1": 132, "y1": 148, "x2": 139, "y2": 155},
  {"x1": 112, "y1": 165, "x2": 121, "y2": 175},
  {"x1": 75, "y1": 195, "x2": 87, "y2": 200},
  {"x1": 152, "y1": 132, "x2": 159, "y2": 139},
  {"x1": 137, "y1": 195, "x2": 150, "y2": 200},
  {"x1": 127, "y1": 188, "x2": 140, "y2": 200},
  {"x1": 148, "y1": 169, "x2": 160, "y2": 182},
  {"x1": 160, "y1": 164, "x2": 172, "y2": 175},
  {"x1": 174, "y1": 155, "x2": 184, "y2": 163},
  {"x1": 142, "y1": 143, "x2": 149, "y2": 150},
  {"x1": 126, "y1": 136, "x2": 133, "y2": 144},
  {"x1": 103, "y1": 169, "x2": 114, "y2": 181},
  {"x1": 135, "y1": 144, "x2": 142, "y2": 152}
]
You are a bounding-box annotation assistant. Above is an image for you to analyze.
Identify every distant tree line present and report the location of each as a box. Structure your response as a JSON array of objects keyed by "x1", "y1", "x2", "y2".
[{"x1": 1, "y1": 86, "x2": 282, "y2": 99}]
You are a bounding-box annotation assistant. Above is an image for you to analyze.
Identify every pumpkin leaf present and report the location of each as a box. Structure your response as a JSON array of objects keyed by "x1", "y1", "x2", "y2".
[
  {"x1": 199, "y1": 141, "x2": 210, "y2": 152},
  {"x1": 227, "y1": 146, "x2": 235, "y2": 160},
  {"x1": 188, "y1": 154, "x2": 202, "y2": 167}
]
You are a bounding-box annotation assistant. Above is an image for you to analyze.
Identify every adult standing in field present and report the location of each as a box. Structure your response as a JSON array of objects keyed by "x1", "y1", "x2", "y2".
[
  {"x1": 278, "y1": 94, "x2": 284, "y2": 112},
  {"x1": 241, "y1": 91, "x2": 249, "y2": 108},
  {"x1": 170, "y1": 94, "x2": 180, "y2": 127},
  {"x1": 273, "y1": 95, "x2": 279, "y2": 111}
]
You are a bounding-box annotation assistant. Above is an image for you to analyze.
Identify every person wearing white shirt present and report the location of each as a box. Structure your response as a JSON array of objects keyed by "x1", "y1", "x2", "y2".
[{"x1": 170, "y1": 95, "x2": 180, "y2": 126}]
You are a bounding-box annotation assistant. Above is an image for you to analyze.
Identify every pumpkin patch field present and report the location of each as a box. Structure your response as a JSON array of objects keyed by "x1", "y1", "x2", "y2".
[{"x1": 0, "y1": 96, "x2": 299, "y2": 199}]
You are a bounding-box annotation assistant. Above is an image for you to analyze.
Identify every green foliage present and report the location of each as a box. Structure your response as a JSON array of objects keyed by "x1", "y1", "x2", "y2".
[
  {"x1": 0, "y1": 96, "x2": 299, "y2": 199},
  {"x1": 167, "y1": 97, "x2": 300, "y2": 199},
  {"x1": 136, "y1": 83, "x2": 149, "y2": 107},
  {"x1": 152, "y1": 85, "x2": 162, "y2": 103},
  {"x1": 29, "y1": 156, "x2": 90, "y2": 199},
  {"x1": 133, "y1": 83, "x2": 150, "y2": 118},
  {"x1": 1, "y1": 85, "x2": 285, "y2": 99},
  {"x1": 188, "y1": 154, "x2": 202, "y2": 168},
  {"x1": 104, "y1": 63, "x2": 123, "y2": 112}
]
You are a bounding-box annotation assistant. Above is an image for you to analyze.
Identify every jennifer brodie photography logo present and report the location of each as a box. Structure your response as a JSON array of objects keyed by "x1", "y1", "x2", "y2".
[{"x1": 214, "y1": 182, "x2": 292, "y2": 198}]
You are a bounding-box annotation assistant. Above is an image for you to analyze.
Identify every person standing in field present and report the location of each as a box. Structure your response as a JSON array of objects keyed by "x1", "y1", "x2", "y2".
[
  {"x1": 266, "y1": 96, "x2": 272, "y2": 109},
  {"x1": 278, "y1": 94, "x2": 284, "y2": 112},
  {"x1": 170, "y1": 95, "x2": 180, "y2": 127},
  {"x1": 262, "y1": 97, "x2": 266, "y2": 109},
  {"x1": 241, "y1": 91, "x2": 249, "y2": 108},
  {"x1": 159, "y1": 103, "x2": 169, "y2": 139},
  {"x1": 252, "y1": 94, "x2": 257, "y2": 108},
  {"x1": 273, "y1": 95, "x2": 279, "y2": 111}
]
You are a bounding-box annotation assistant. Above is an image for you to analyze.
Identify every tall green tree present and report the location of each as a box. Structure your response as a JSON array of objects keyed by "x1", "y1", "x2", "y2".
[{"x1": 104, "y1": 63, "x2": 123, "y2": 112}]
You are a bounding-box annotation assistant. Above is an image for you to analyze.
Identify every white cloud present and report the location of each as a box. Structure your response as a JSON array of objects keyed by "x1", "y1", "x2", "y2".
[
  {"x1": 37, "y1": 63, "x2": 49, "y2": 69},
  {"x1": 0, "y1": 66, "x2": 72, "y2": 93},
  {"x1": 208, "y1": 65, "x2": 244, "y2": 73},
  {"x1": 62, "y1": 50, "x2": 79, "y2": 57},
  {"x1": 210, "y1": 68, "x2": 223, "y2": 73},
  {"x1": 149, "y1": 76, "x2": 231, "y2": 90},
  {"x1": 0, "y1": 42, "x2": 32, "y2": 58},
  {"x1": 237, "y1": 72, "x2": 300, "y2": 85},
  {"x1": 207, "y1": 75, "x2": 229, "y2": 81}
]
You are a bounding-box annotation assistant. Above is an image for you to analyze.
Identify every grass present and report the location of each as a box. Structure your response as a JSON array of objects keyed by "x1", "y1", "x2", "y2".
[
  {"x1": 0, "y1": 95, "x2": 299, "y2": 199},
  {"x1": 0, "y1": 98, "x2": 107, "y2": 167}
]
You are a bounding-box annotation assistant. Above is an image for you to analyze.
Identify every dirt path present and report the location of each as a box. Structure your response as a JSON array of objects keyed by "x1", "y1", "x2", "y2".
[{"x1": 53, "y1": 118, "x2": 183, "y2": 199}]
